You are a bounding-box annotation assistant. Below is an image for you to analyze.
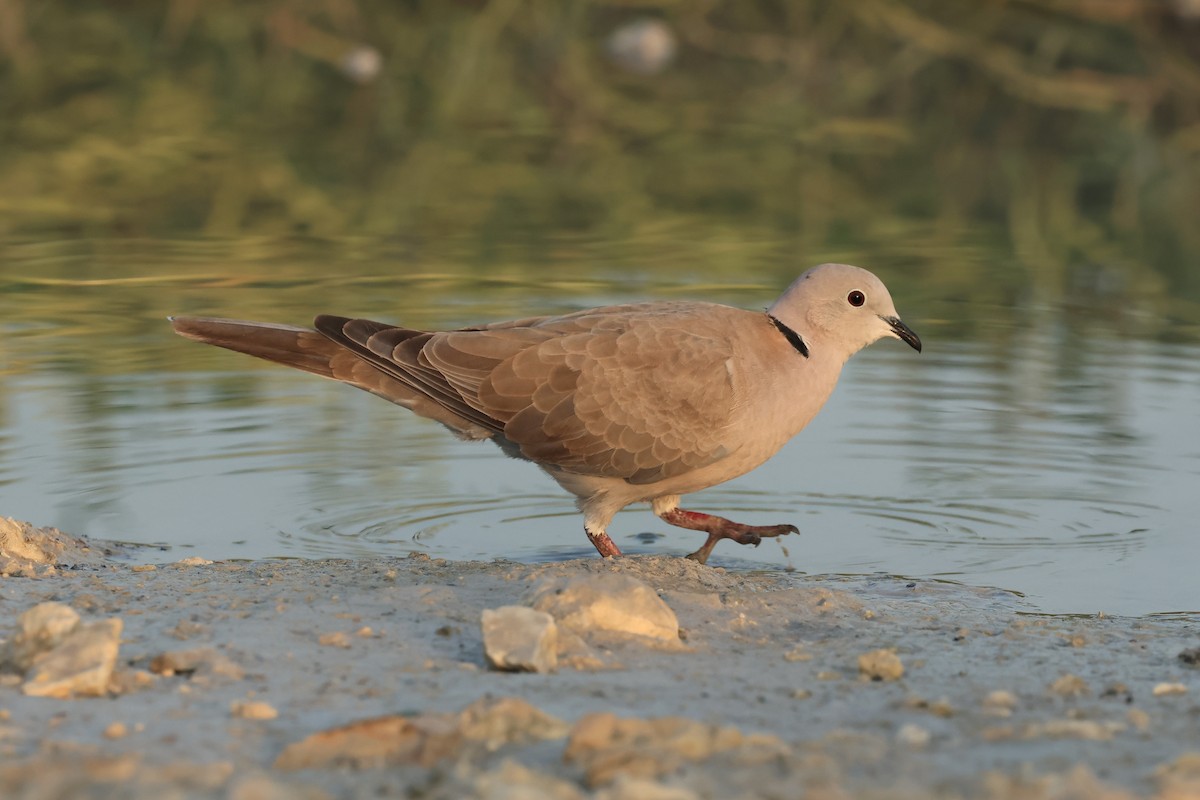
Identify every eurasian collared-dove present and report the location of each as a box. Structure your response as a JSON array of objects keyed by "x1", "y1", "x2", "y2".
[{"x1": 171, "y1": 263, "x2": 920, "y2": 563}]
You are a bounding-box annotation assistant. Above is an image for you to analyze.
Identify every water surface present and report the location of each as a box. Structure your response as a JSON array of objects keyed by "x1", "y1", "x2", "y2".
[{"x1": 2, "y1": 240, "x2": 1196, "y2": 616}]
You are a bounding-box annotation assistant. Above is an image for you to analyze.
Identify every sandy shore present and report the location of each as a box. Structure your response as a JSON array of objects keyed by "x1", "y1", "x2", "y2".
[{"x1": 0, "y1": 518, "x2": 1198, "y2": 799}]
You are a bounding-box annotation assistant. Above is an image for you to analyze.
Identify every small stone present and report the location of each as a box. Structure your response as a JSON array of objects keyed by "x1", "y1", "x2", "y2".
[
  {"x1": 149, "y1": 647, "x2": 244, "y2": 680},
  {"x1": 232, "y1": 700, "x2": 279, "y2": 720},
  {"x1": 108, "y1": 668, "x2": 157, "y2": 695},
  {"x1": 858, "y1": 648, "x2": 904, "y2": 681},
  {"x1": 481, "y1": 606, "x2": 558, "y2": 673},
  {"x1": 131, "y1": 564, "x2": 156, "y2": 573},
  {"x1": 22, "y1": 618, "x2": 123, "y2": 698},
  {"x1": 1179, "y1": 647, "x2": 1200, "y2": 667},
  {"x1": 783, "y1": 644, "x2": 812, "y2": 662},
  {"x1": 1048, "y1": 674, "x2": 1090, "y2": 697},
  {"x1": 1022, "y1": 719, "x2": 1124, "y2": 740},
  {"x1": 1153, "y1": 682, "x2": 1188, "y2": 696},
  {"x1": 529, "y1": 574, "x2": 679, "y2": 643},
  {"x1": 983, "y1": 690, "x2": 1017, "y2": 717},
  {"x1": 565, "y1": 712, "x2": 788, "y2": 788},
  {"x1": 790, "y1": 689, "x2": 812, "y2": 700},
  {"x1": 103, "y1": 721, "x2": 128, "y2": 739},
  {"x1": 174, "y1": 557, "x2": 213, "y2": 567},
  {"x1": 355, "y1": 626, "x2": 375, "y2": 638},
  {"x1": 275, "y1": 696, "x2": 565, "y2": 770},
  {"x1": 318, "y1": 632, "x2": 352, "y2": 649},
  {"x1": 896, "y1": 723, "x2": 931, "y2": 747},
  {"x1": 1127, "y1": 707, "x2": 1150, "y2": 732},
  {"x1": 169, "y1": 620, "x2": 211, "y2": 641}
]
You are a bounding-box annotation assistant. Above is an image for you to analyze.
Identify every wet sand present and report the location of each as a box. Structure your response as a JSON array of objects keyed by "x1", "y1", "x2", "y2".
[{"x1": 0, "y1": 518, "x2": 1198, "y2": 799}]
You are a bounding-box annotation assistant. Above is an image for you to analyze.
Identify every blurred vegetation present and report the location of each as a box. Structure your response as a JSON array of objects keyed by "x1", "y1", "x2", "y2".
[{"x1": 2, "y1": 0, "x2": 1200, "y2": 310}]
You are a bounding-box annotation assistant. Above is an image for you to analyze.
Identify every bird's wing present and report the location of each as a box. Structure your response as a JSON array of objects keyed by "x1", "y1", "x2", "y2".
[
  {"x1": 321, "y1": 305, "x2": 739, "y2": 484},
  {"x1": 441, "y1": 306, "x2": 739, "y2": 483}
]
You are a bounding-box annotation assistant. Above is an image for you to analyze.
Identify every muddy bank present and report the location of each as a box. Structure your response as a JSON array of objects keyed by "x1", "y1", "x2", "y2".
[{"x1": 0, "y1": 518, "x2": 1197, "y2": 798}]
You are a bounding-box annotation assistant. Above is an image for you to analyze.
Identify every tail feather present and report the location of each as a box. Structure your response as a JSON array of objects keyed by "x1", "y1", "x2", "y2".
[
  {"x1": 169, "y1": 316, "x2": 338, "y2": 379},
  {"x1": 169, "y1": 315, "x2": 493, "y2": 440}
]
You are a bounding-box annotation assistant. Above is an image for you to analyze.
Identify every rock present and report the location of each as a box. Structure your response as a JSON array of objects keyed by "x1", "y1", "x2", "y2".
[
  {"x1": 1155, "y1": 752, "x2": 1200, "y2": 798},
  {"x1": 149, "y1": 647, "x2": 244, "y2": 681},
  {"x1": 1179, "y1": 647, "x2": 1200, "y2": 667},
  {"x1": 1048, "y1": 673, "x2": 1090, "y2": 697},
  {"x1": 597, "y1": 776, "x2": 700, "y2": 800},
  {"x1": 174, "y1": 556, "x2": 213, "y2": 567},
  {"x1": 606, "y1": 18, "x2": 677, "y2": 75},
  {"x1": 227, "y1": 773, "x2": 330, "y2": 800},
  {"x1": 231, "y1": 700, "x2": 279, "y2": 720},
  {"x1": 982, "y1": 690, "x2": 1017, "y2": 717},
  {"x1": 1, "y1": 602, "x2": 81, "y2": 672},
  {"x1": 465, "y1": 760, "x2": 587, "y2": 800},
  {"x1": 896, "y1": 723, "x2": 931, "y2": 747},
  {"x1": 0, "y1": 517, "x2": 105, "y2": 576},
  {"x1": 529, "y1": 574, "x2": 679, "y2": 643},
  {"x1": 276, "y1": 696, "x2": 566, "y2": 770},
  {"x1": 481, "y1": 606, "x2": 558, "y2": 673},
  {"x1": 564, "y1": 712, "x2": 788, "y2": 788},
  {"x1": 1021, "y1": 719, "x2": 1124, "y2": 740},
  {"x1": 857, "y1": 648, "x2": 904, "y2": 681},
  {"x1": 22, "y1": 618, "x2": 123, "y2": 698},
  {"x1": 318, "y1": 631, "x2": 352, "y2": 648},
  {"x1": 455, "y1": 696, "x2": 569, "y2": 750},
  {"x1": 108, "y1": 668, "x2": 157, "y2": 695},
  {"x1": 1153, "y1": 682, "x2": 1188, "y2": 696},
  {"x1": 103, "y1": 722, "x2": 128, "y2": 739}
]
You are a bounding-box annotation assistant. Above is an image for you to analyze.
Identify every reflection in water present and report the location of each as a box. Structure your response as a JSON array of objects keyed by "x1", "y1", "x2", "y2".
[{"x1": 2, "y1": 267, "x2": 1196, "y2": 616}]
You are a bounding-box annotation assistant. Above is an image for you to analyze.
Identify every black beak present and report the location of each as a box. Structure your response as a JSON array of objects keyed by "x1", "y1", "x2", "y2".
[{"x1": 882, "y1": 316, "x2": 922, "y2": 352}]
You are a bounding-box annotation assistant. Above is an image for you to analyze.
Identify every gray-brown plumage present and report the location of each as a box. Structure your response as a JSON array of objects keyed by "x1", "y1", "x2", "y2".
[{"x1": 171, "y1": 263, "x2": 921, "y2": 563}]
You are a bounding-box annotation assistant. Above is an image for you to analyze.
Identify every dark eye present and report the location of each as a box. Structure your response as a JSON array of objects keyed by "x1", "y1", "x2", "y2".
[{"x1": 847, "y1": 290, "x2": 865, "y2": 307}]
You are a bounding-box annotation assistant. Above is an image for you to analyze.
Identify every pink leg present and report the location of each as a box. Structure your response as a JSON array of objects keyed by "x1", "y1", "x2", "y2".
[
  {"x1": 585, "y1": 527, "x2": 623, "y2": 558},
  {"x1": 659, "y1": 508, "x2": 798, "y2": 565}
]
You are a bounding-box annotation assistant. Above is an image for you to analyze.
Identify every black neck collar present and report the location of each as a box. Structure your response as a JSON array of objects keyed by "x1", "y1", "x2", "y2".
[{"x1": 767, "y1": 314, "x2": 809, "y2": 358}]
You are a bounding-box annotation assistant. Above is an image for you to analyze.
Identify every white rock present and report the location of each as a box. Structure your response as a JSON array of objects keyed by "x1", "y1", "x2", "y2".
[
  {"x1": 22, "y1": 618, "x2": 123, "y2": 698},
  {"x1": 529, "y1": 574, "x2": 679, "y2": 643},
  {"x1": 481, "y1": 606, "x2": 558, "y2": 673},
  {"x1": 1, "y1": 602, "x2": 81, "y2": 672}
]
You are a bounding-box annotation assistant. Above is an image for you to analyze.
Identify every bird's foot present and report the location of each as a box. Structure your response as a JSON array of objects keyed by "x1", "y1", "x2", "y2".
[
  {"x1": 585, "y1": 526, "x2": 623, "y2": 558},
  {"x1": 659, "y1": 508, "x2": 798, "y2": 565}
]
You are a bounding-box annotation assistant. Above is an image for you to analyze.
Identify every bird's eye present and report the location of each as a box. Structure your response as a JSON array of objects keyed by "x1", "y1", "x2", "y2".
[{"x1": 847, "y1": 290, "x2": 865, "y2": 307}]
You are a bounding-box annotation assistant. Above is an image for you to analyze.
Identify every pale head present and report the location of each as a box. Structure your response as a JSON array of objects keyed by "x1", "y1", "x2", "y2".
[{"x1": 767, "y1": 263, "x2": 921, "y2": 358}]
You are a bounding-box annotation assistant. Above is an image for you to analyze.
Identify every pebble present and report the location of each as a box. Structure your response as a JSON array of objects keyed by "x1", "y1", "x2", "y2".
[
  {"x1": 231, "y1": 700, "x2": 279, "y2": 720},
  {"x1": 131, "y1": 564, "x2": 156, "y2": 573},
  {"x1": 896, "y1": 723, "x2": 931, "y2": 748},
  {"x1": 982, "y1": 690, "x2": 1017, "y2": 717},
  {"x1": 565, "y1": 712, "x2": 788, "y2": 788},
  {"x1": 103, "y1": 721, "x2": 128, "y2": 739},
  {"x1": 1127, "y1": 707, "x2": 1150, "y2": 732},
  {"x1": 1048, "y1": 673, "x2": 1090, "y2": 697},
  {"x1": 174, "y1": 557, "x2": 213, "y2": 567},
  {"x1": 318, "y1": 632, "x2": 352, "y2": 649},
  {"x1": 1153, "y1": 682, "x2": 1188, "y2": 696},
  {"x1": 275, "y1": 696, "x2": 566, "y2": 770},
  {"x1": 529, "y1": 574, "x2": 679, "y2": 643},
  {"x1": 481, "y1": 606, "x2": 558, "y2": 673},
  {"x1": 149, "y1": 647, "x2": 244, "y2": 680},
  {"x1": 857, "y1": 648, "x2": 904, "y2": 681}
]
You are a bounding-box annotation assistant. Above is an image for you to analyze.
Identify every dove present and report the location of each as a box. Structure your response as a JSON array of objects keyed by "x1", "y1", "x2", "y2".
[{"x1": 170, "y1": 263, "x2": 920, "y2": 563}]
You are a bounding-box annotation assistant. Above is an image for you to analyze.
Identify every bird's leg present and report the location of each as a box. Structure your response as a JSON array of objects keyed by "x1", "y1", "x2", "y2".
[
  {"x1": 658, "y1": 508, "x2": 798, "y2": 565},
  {"x1": 585, "y1": 526, "x2": 623, "y2": 558}
]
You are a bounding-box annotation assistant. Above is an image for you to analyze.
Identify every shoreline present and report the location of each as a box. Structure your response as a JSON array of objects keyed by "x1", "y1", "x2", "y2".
[{"x1": 1, "y1": 518, "x2": 1198, "y2": 798}]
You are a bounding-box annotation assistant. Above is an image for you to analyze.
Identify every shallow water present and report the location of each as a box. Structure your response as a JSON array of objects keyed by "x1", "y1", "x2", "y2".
[{"x1": 1, "y1": 240, "x2": 1197, "y2": 616}]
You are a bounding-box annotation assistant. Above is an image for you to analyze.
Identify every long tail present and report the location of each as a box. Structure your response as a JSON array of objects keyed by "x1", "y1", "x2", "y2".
[
  {"x1": 169, "y1": 316, "x2": 341, "y2": 379},
  {"x1": 169, "y1": 315, "x2": 493, "y2": 440}
]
